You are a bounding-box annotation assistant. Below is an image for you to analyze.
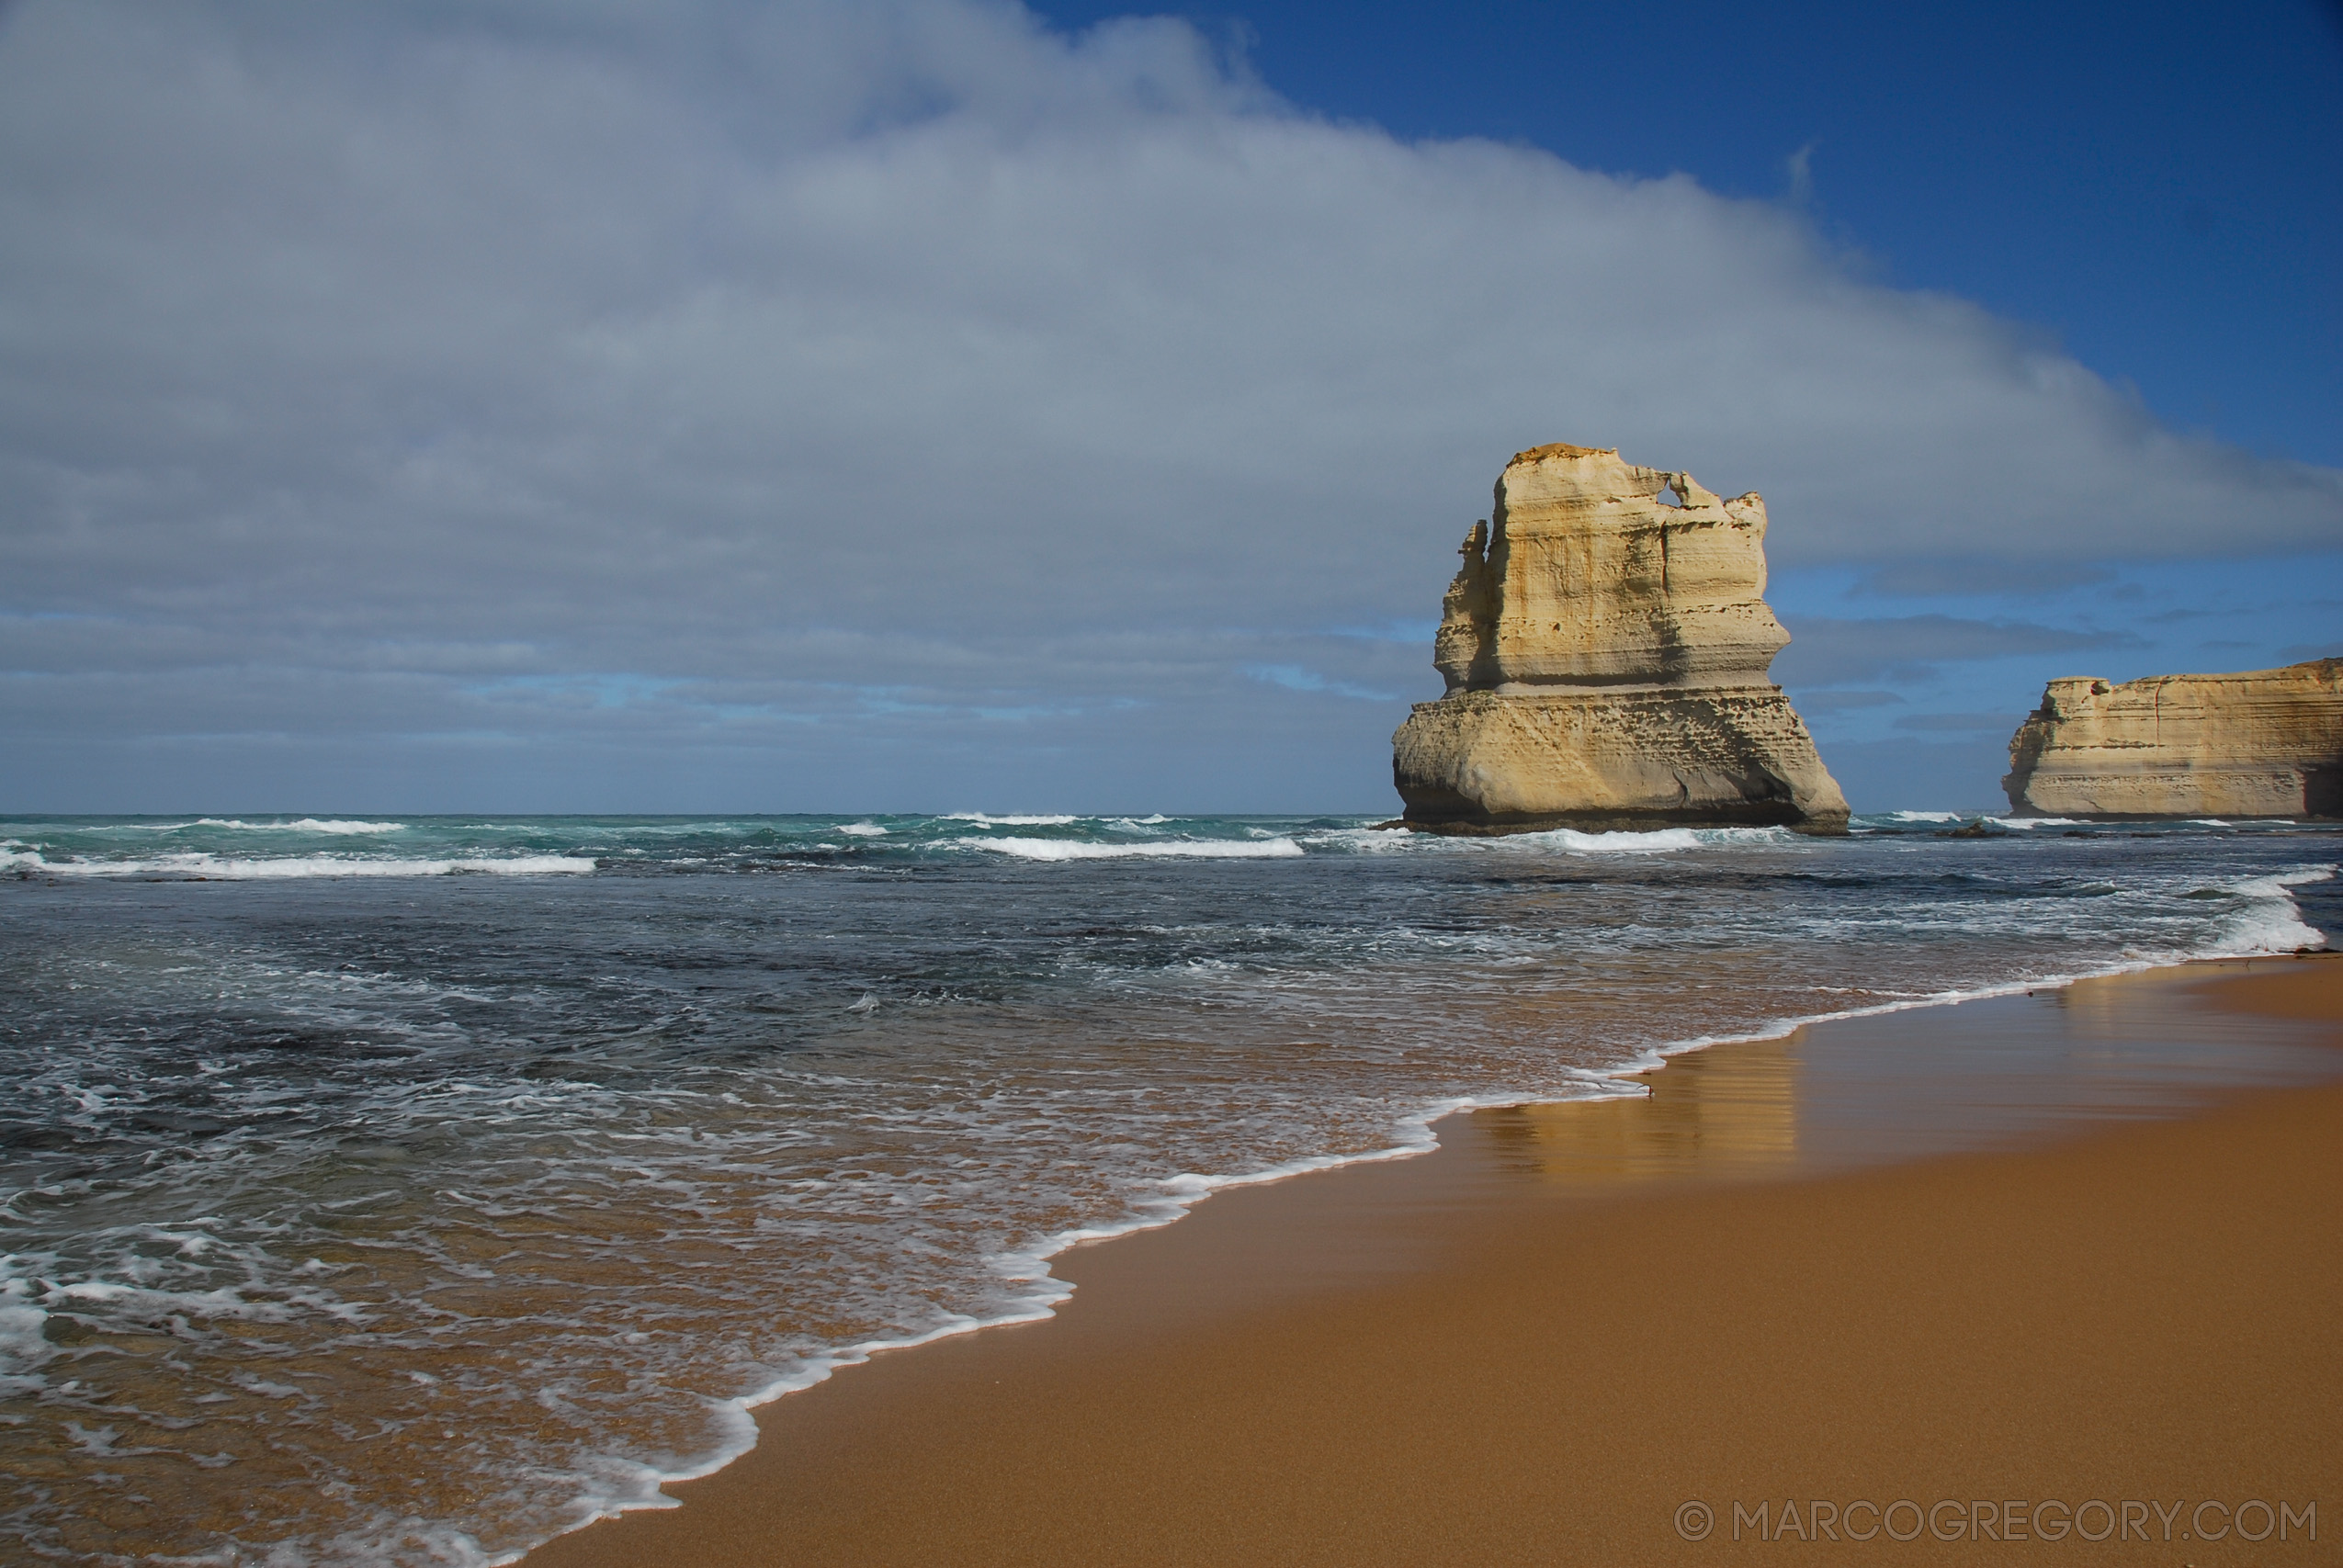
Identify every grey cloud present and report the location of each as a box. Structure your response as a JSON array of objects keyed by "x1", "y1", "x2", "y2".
[
  {"x1": 1890, "y1": 712, "x2": 2026, "y2": 734},
  {"x1": 1244, "y1": 664, "x2": 1399, "y2": 701},
  {"x1": 2144, "y1": 596, "x2": 2339, "y2": 625},
  {"x1": 1792, "y1": 689, "x2": 1906, "y2": 711},
  {"x1": 1771, "y1": 615, "x2": 2139, "y2": 687},
  {"x1": 3, "y1": 610, "x2": 1437, "y2": 752},
  {"x1": 1822, "y1": 736, "x2": 2015, "y2": 815},
  {"x1": 1853, "y1": 560, "x2": 2118, "y2": 599},
  {"x1": 1, "y1": 0, "x2": 2335, "y2": 806}
]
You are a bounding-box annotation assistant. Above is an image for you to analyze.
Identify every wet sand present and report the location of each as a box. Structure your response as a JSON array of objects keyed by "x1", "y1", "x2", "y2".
[{"x1": 527, "y1": 956, "x2": 2343, "y2": 1566}]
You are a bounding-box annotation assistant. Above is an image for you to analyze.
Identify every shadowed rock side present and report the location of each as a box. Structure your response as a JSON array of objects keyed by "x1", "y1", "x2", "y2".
[
  {"x1": 2003, "y1": 660, "x2": 2343, "y2": 818},
  {"x1": 1393, "y1": 444, "x2": 1848, "y2": 834}
]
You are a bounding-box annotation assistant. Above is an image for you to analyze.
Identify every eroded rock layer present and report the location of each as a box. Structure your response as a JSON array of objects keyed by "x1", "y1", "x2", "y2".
[
  {"x1": 2003, "y1": 660, "x2": 2343, "y2": 818},
  {"x1": 1395, "y1": 444, "x2": 1847, "y2": 833}
]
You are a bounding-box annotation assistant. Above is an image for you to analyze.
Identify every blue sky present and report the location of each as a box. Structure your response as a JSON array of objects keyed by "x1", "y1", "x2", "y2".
[{"x1": 2, "y1": 1, "x2": 2337, "y2": 814}]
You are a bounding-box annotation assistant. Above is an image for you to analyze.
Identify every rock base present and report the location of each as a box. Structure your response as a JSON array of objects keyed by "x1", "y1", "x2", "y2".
[{"x1": 1393, "y1": 684, "x2": 1850, "y2": 835}]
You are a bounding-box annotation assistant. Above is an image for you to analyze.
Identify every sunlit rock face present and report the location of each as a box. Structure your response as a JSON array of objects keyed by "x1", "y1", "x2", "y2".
[
  {"x1": 2003, "y1": 660, "x2": 2343, "y2": 818},
  {"x1": 1394, "y1": 444, "x2": 1848, "y2": 834}
]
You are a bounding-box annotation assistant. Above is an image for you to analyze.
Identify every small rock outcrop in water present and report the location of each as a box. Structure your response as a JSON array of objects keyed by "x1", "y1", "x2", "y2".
[
  {"x1": 1391, "y1": 443, "x2": 1849, "y2": 834},
  {"x1": 2003, "y1": 660, "x2": 2343, "y2": 818}
]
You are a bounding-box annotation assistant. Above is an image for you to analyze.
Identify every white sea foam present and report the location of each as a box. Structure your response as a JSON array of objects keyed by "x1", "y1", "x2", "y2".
[
  {"x1": 189, "y1": 818, "x2": 407, "y2": 834},
  {"x1": 835, "y1": 822, "x2": 889, "y2": 837},
  {"x1": 943, "y1": 812, "x2": 1081, "y2": 826},
  {"x1": 1593, "y1": 868, "x2": 2334, "y2": 1091},
  {"x1": 1886, "y1": 810, "x2": 1963, "y2": 822},
  {"x1": 1524, "y1": 826, "x2": 1750, "y2": 852},
  {"x1": 1299, "y1": 823, "x2": 1793, "y2": 855},
  {"x1": 956, "y1": 835, "x2": 1305, "y2": 860},
  {"x1": 19, "y1": 852, "x2": 594, "y2": 879},
  {"x1": 1452, "y1": 825, "x2": 1794, "y2": 854},
  {"x1": 2211, "y1": 864, "x2": 2334, "y2": 953},
  {"x1": 1989, "y1": 817, "x2": 2081, "y2": 829},
  {"x1": 561, "y1": 1082, "x2": 1596, "y2": 1557}
]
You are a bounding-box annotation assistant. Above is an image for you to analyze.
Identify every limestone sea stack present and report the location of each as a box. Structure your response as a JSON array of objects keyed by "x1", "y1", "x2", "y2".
[
  {"x1": 1392, "y1": 444, "x2": 1849, "y2": 834},
  {"x1": 2002, "y1": 660, "x2": 2343, "y2": 818}
]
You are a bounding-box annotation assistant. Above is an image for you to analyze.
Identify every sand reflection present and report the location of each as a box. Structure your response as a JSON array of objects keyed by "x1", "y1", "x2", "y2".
[
  {"x1": 1479, "y1": 1032, "x2": 1804, "y2": 1185},
  {"x1": 1473, "y1": 958, "x2": 2343, "y2": 1195}
]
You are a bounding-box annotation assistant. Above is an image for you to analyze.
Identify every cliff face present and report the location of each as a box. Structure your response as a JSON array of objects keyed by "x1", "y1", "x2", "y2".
[
  {"x1": 2003, "y1": 660, "x2": 2343, "y2": 818},
  {"x1": 1395, "y1": 444, "x2": 1848, "y2": 833}
]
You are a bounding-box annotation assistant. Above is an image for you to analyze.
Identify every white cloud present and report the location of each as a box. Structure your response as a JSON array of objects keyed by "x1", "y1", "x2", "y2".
[{"x1": 2, "y1": 0, "x2": 2337, "y2": 804}]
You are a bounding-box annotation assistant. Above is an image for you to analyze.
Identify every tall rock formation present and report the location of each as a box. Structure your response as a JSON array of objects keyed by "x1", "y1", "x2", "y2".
[
  {"x1": 1392, "y1": 444, "x2": 1848, "y2": 834},
  {"x1": 2003, "y1": 660, "x2": 2343, "y2": 818}
]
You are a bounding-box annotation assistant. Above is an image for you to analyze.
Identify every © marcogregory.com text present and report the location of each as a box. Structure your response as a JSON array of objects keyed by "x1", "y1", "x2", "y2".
[{"x1": 1670, "y1": 1496, "x2": 2317, "y2": 1545}]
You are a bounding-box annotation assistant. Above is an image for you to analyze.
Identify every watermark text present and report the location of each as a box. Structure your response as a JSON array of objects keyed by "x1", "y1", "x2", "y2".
[{"x1": 1672, "y1": 1497, "x2": 2315, "y2": 1546}]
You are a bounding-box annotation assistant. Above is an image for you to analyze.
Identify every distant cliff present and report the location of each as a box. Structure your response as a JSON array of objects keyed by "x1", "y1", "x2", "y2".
[
  {"x1": 1392, "y1": 444, "x2": 1847, "y2": 834},
  {"x1": 2003, "y1": 660, "x2": 2343, "y2": 818}
]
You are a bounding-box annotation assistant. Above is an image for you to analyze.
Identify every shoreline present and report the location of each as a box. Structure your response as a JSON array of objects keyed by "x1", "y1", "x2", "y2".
[
  {"x1": 523, "y1": 950, "x2": 2343, "y2": 1566},
  {"x1": 535, "y1": 944, "x2": 2336, "y2": 1547}
]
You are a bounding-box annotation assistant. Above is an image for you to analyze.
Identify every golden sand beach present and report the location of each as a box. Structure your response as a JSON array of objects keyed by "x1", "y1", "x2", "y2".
[{"x1": 527, "y1": 956, "x2": 2343, "y2": 1567}]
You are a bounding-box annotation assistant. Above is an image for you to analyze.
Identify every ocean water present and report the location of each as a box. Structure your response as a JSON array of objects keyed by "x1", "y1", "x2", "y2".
[{"x1": 1, "y1": 811, "x2": 2335, "y2": 1565}]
